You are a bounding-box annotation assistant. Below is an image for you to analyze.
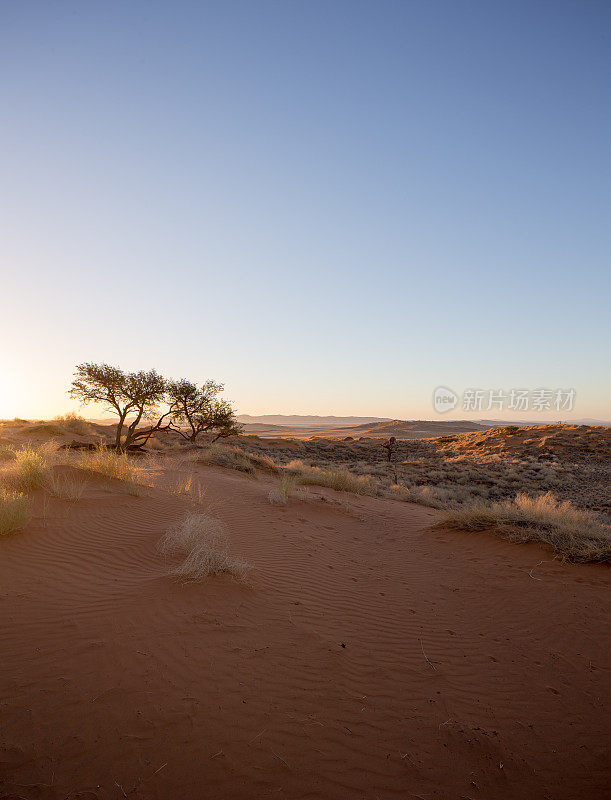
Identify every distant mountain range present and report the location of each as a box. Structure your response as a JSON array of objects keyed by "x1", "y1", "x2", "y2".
[
  {"x1": 237, "y1": 414, "x2": 610, "y2": 429},
  {"x1": 87, "y1": 414, "x2": 610, "y2": 433},
  {"x1": 236, "y1": 415, "x2": 391, "y2": 427}
]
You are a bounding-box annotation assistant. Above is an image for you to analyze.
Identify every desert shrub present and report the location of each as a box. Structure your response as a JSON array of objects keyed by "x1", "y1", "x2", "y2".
[
  {"x1": 434, "y1": 492, "x2": 610, "y2": 563},
  {"x1": 79, "y1": 444, "x2": 152, "y2": 490},
  {"x1": 0, "y1": 489, "x2": 31, "y2": 535},
  {"x1": 54, "y1": 412, "x2": 91, "y2": 435},
  {"x1": 160, "y1": 512, "x2": 251, "y2": 582}
]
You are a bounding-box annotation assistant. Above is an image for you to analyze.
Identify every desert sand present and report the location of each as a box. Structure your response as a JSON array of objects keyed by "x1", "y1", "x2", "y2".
[{"x1": 1, "y1": 450, "x2": 609, "y2": 799}]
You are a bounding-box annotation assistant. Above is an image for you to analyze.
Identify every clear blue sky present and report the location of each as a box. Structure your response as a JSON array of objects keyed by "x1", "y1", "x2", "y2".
[{"x1": 1, "y1": 1, "x2": 609, "y2": 420}]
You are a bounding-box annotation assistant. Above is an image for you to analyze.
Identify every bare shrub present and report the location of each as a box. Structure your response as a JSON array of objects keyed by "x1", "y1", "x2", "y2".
[
  {"x1": 160, "y1": 512, "x2": 251, "y2": 582},
  {"x1": 434, "y1": 492, "x2": 610, "y2": 563},
  {"x1": 0, "y1": 489, "x2": 31, "y2": 535}
]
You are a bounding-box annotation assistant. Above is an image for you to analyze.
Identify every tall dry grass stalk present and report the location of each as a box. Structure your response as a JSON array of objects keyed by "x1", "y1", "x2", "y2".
[{"x1": 45, "y1": 471, "x2": 86, "y2": 502}]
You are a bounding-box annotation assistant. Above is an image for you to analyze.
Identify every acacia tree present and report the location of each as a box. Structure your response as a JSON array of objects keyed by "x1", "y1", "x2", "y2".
[
  {"x1": 166, "y1": 379, "x2": 241, "y2": 443},
  {"x1": 69, "y1": 364, "x2": 240, "y2": 449},
  {"x1": 69, "y1": 363, "x2": 167, "y2": 449}
]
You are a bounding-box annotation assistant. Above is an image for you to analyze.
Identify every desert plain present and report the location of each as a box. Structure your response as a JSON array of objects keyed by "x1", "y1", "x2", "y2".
[{"x1": 0, "y1": 417, "x2": 609, "y2": 799}]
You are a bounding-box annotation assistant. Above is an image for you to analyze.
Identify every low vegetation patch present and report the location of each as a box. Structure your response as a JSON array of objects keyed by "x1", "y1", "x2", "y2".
[
  {"x1": 160, "y1": 512, "x2": 251, "y2": 582},
  {"x1": 54, "y1": 412, "x2": 92, "y2": 436},
  {"x1": 285, "y1": 460, "x2": 377, "y2": 495},
  {"x1": 433, "y1": 492, "x2": 610, "y2": 563},
  {"x1": 24, "y1": 423, "x2": 65, "y2": 437},
  {"x1": 79, "y1": 444, "x2": 153, "y2": 492},
  {"x1": 268, "y1": 474, "x2": 296, "y2": 505},
  {"x1": 195, "y1": 444, "x2": 257, "y2": 474},
  {"x1": 45, "y1": 469, "x2": 86, "y2": 502},
  {"x1": 1, "y1": 444, "x2": 55, "y2": 491},
  {"x1": 0, "y1": 489, "x2": 31, "y2": 535}
]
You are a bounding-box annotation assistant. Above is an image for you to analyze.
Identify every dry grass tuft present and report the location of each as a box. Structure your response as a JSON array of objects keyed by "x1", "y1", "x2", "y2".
[
  {"x1": 0, "y1": 488, "x2": 31, "y2": 535},
  {"x1": 79, "y1": 444, "x2": 153, "y2": 492},
  {"x1": 1, "y1": 444, "x2": 55, "y2": 491},
  {"x1": 268, "y1": 474, "x2": 296, "y2": 505},
  {"x1": 434, "y1": 492, "x2": 610, "y2": 563},
  {"x1": 160, "y1": 512, "x2": 251, "y2": 582},
  {"x1": 195, "y1": 444, "x2": 256, "y2": 474},
  {"x1": 45, "y1": 470, "x2": 86, "y2": 502},
  {"x1": 268, "y1": 489, "x2": 287, "y2": 505},
  {"x1": 285, "y1": 460, "x2": 376, "y2": 496}
]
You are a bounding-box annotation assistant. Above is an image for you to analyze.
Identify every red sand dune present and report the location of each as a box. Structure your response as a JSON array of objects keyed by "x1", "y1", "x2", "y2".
[{"x1": 0, "y1": 464, "x2": 609, "y2": 799}]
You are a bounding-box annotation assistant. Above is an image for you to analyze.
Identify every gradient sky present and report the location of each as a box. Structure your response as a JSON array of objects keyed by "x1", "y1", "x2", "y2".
[{"x1": 1, "y1": 1, "x2": 610, "y2": 421}]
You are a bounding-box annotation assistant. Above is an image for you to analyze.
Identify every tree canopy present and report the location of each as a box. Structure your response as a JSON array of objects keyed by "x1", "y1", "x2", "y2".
[{"x1": 69, "y1": 363, "x2": 240, "y2": 449}]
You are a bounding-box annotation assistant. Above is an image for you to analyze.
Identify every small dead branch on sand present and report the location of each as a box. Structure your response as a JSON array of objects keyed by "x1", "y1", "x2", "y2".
[
  {"x1": 419, "y1": 638, "x2": 440, "y2": 671},
  {"x1": 272, "y1": 750, "x2": 291, "y2": 769},
  {"x1": 525, "y1": 559, "x2": 550, "y2": 580}
]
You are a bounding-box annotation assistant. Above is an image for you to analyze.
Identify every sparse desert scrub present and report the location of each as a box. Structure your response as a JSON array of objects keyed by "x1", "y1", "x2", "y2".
[
  {"x1": 247, "y1": 453, "x2": 280, "y2": 474},
  {"x1": 0, "y1": 445, "x2": 16, "y2": 462},
  {"x1": 195, "y1": 444, "x2": 256, "y2": 474},
  {"x1": 54, "y1": 412, "x2": 91, "y2": 435},
  {"x1": 24, "y1": 423, "x2": 65, "y2": 437},
  {"x1": 78, "y1": 444, "x2": 153, "y2": 492},
  {"x1": 434, "y1": 492, "x2": 611, "y2": 563},
  {"x1": 1, "y1": 443, "x2": 55, "y2": 491},
  {"x1": 286, "y1": 460, "x2": 377, "y2": 495},
  {"x1": 389, "y1": 483, "x2": 460, "y2": 509},
  {"x1": 160, "y1": 512, "x2": 251, "y2": 582},
  {"x1": 0, "y1": 488, "x2": 31, "y2": 535}
]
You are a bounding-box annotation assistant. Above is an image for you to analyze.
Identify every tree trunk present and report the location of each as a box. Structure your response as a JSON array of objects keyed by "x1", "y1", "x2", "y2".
[{"x1": 115, "y1": 413, "x2": 127, "y2": 449}]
